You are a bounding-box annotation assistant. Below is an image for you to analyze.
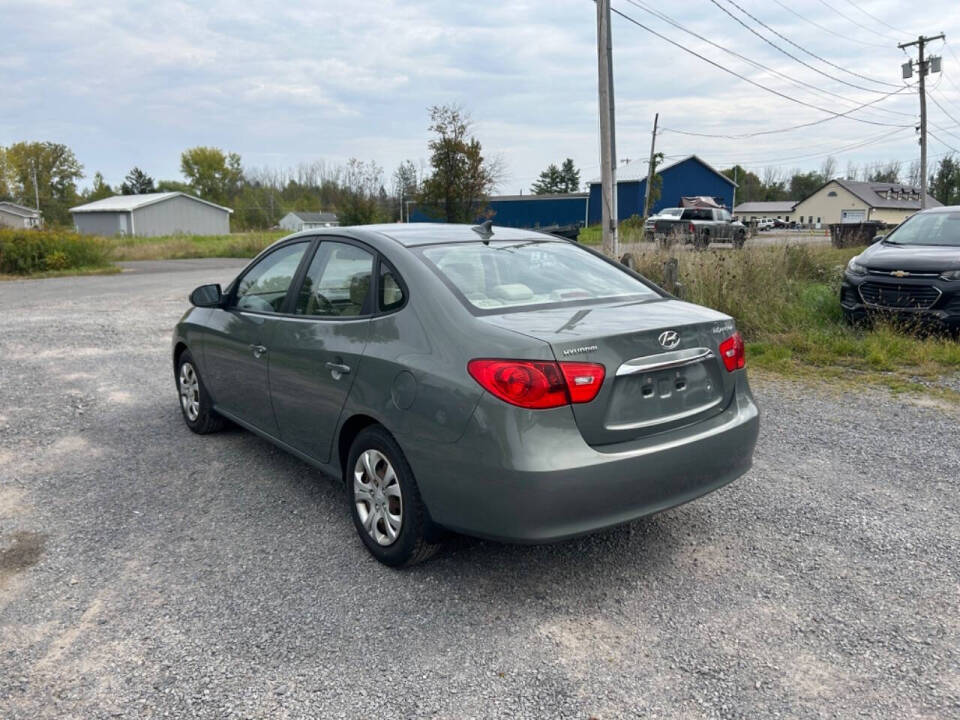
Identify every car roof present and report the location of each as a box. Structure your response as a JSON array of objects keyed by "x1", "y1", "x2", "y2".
[
  {"x1": 357, "y1": 223, "x2": 561, "y2": 247},
  {"x1": 917, "y1": 205, "x2": 960, "y2": 214}
]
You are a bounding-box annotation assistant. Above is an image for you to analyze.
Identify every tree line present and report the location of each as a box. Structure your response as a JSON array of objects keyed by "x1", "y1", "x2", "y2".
[{"x1": 3, "y1": 110, "x2": 960, "y2": 230}]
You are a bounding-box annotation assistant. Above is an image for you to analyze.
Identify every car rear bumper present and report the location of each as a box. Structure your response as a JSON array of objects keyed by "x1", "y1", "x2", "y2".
[{"x1": 403, "y1": 374, "x2": 759, "y2": 543}]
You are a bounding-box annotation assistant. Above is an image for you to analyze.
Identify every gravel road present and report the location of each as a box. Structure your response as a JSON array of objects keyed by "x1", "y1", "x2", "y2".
[{"x1": 1, "y1": 260, "x2": 958, "y2": 719}]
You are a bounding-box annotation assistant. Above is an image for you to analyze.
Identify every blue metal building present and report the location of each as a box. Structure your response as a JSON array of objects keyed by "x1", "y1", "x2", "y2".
[
  {"x1": 587, "y1": 155, "x2": 736, "y2": 225},
  {"x1": 408, "y1": 155, "x2": 735, "y2": 229}
]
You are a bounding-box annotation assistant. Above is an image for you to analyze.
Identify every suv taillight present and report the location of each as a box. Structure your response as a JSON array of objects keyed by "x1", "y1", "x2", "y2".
[
  {"x1": 718, "y1": 332, "x2": 745, "y2": 372},
  {"x1": 689, "y1": 222, "x2": 696, "y2": 233},
  {"x1": 467, "y1": 359, "x2": 605, "y2": 409}
]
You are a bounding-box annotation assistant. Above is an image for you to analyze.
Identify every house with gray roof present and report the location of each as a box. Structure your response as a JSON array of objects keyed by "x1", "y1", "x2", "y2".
[
  {"x1": 0, "y1": 201, "x2": 42, "y2": 229},
  {"x1": 70, "y1": 192, "x2": 232, "y2": 236},
  {"x1": 793, "y1": 179, "x2": 941, "y2": 226},
  {"x1": 278, "y1": 211, "x2": 340, "y2": 232}
]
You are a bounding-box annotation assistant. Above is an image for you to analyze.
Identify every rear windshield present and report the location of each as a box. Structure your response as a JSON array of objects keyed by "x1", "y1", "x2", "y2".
[
  {"x1": 418, "y1": 240, "x2": 660, "y2": 313},
  {"x1": 885, "y1": 211, "x2": 960, "y2": 247},
  {"x1": 660, "y1": 208, "x2": 682, "y2": 217}
]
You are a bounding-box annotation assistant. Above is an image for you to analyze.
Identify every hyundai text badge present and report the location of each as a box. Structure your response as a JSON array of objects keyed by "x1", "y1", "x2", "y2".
[{"x1": 658, "y1": 330, "x2": 680, "y2": 349}]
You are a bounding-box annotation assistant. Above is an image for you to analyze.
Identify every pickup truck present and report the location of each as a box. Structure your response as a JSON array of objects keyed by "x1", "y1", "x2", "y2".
[
  {"x1": 653, "y1": 207, "x2": 747, "y2": 249},
  {"x1": 643, "y1": 207, "x2": 683, "y2": 232}
]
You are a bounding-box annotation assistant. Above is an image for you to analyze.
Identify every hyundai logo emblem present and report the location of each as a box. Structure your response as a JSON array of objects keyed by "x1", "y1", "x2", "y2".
[{"x1": 658, "y1": 330, "x2": 680, "y2": 349}]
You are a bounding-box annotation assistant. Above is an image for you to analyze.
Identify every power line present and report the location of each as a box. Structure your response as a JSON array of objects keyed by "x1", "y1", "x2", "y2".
[
  {"x1": 659, "y1": 84, "x2": 915, "y2": 139},
  {"x1": 814, "y1": 0, "x2": 902, "y2": 43},
  {"x1": 624, "y1": 0, "x2": 912, "y2": 119},
  {"x1": 930, "y1": 91, "x2": 960, "y2": 127},
  {"x1": 714, "y1": 126, "x2": 912, "y2": 167},
  {"x1": 711, "y1": 0, "x2": 903, "y2": 94},
  {"x1": 928, "y1": 130, "x2": 960, "y2": 154},
  {"x1": 768, "y1": 0, "x2": 892, "y2": 50},
  {"x1": 839, "y1": 0, "x2": 915, "y2": 37},
  {"x1": 608, "y1": 5, "x2": 913, "y2": 129}
]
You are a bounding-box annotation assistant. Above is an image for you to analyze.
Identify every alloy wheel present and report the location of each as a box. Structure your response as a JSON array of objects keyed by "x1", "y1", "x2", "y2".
[
  {"x1": 178, "y1": 362, "x2": 200, "y2": 422},
  {"x1": 354, "y1": 449, "x2": 403, "y2": 546}
]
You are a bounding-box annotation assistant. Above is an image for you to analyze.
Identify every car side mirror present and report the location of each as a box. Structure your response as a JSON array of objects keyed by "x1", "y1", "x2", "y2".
[
  {"x1": 189, "y1": 283, "x2": 223, "y2": 307},
  {"x1": 872, "y1": 234, "x2": 886, "y2": 243}
]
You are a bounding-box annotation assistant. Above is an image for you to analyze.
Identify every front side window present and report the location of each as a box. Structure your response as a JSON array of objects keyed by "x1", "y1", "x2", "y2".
[
  {"x1": 419, "y1": 240, "x2": 660, "y2": 313},
  {"x1": 295, "y1": 241, "x2": 374, "y2": 316},
  {"x1": 234, "y1": 242, "x2": 308, "y2": 313}
]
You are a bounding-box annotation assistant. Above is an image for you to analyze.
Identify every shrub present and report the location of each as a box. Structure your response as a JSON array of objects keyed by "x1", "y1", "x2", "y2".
[{"x1": 0, "y1": 229, "x2": 112, "y2": 274}]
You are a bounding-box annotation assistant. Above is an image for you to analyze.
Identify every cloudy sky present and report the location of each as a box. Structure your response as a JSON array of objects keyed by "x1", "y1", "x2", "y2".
[{"x1": 4, "y1": 0, "x2": 960, "y2": 192}]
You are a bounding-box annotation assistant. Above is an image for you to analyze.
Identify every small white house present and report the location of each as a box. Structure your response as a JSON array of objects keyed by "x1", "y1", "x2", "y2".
[
  {"x1": 0, "y1": 201, "x2": 42, "y2": 229},
  {"x1": 279, "y1": 211, "x2": 340, "y2": 232}
]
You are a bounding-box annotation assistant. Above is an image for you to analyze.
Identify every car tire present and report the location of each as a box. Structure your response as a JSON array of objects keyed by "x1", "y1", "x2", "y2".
[
  {"x1": 347, "y1": 426, "x2": 441, "y2": 567},
  {"x1": 694, "y1": 231, "x2": 709, "y2": 251},
  {"x1": 734, "y1": 230, "x2": 746, "y2": 249},
  {"x1": 176, "y1": 350, "x2": 225, "y2": 434}
]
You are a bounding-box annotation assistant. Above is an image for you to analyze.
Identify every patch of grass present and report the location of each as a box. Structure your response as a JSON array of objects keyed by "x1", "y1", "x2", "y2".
[
  {"x1": 0, "y1": 265, "x2": 121, "y2": 282},
  {"x1": 107, "y1": 230, "x2": 285, "y2": 261},
  {"x1": 0, "y1": 228, "x2": 113, "y2": 275},
  {"x1": 626, "y1": 243, "x2": 960, "y2": 393}
]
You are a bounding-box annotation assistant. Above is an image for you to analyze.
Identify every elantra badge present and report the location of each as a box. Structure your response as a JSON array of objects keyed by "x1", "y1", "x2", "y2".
[{"x1": 658, "y1": 330, "x2": 680, "y2": 349}]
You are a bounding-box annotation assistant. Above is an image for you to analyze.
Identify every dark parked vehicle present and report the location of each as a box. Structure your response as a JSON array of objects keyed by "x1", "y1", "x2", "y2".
[
  {"x1": 841, "y1": 207, "x2": 960, "y2": 331},
  {"x1": 653, "y1": 207, "x2": 747, "y2": 249},
  {"x1": 173, "y1": 224, "x2": 759, "y2": 566}
]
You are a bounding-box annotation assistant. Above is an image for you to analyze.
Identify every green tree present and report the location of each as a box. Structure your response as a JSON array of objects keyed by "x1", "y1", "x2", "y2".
[
  {"x1": 722, "y1": 165, "x2": 763, "y2": 203},
  {"x1": 531, "y1": 157, "x2": 580, "y2": 194},
  {"x1": 0, "y1": 141, "x2": 84, "y2": 225},
  {"x1": 87, "y1": 172, "x2": 114, "y2": 201},
  {"x1": 930, "y1": 155, "x2": 960, "y2": 205},
  {"x1": 789, "y1": 170, "x2": 825, "y2": 202},
  {"x1": 179, "y1": 146, "x2": 243, "y2": 204},
  {"x1": 121, "y1": 166, "x2": 155, "y2": 194},
  {"x1": 339, "y1": 158, "x2": 387, "y2": 226},
  {"x1": 417, "y1": 105, "x2": 498, "y2": 222}
]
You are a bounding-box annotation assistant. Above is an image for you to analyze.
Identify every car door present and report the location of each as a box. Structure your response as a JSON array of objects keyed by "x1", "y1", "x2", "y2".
[
  {"x1": 201, "y1": 240, "x2": 312, "y2": 435},
  {"x1": 267, "y1": 239, "x2": 376, "y2": 463}
]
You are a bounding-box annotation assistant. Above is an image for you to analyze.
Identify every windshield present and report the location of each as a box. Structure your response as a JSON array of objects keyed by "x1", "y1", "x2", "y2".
[
  {"x1": 885, "y1": 211, "x2": 960, "y2": 247},
  {"x1": 418, "y1": 241, "x2": 660, "y2": 313}
]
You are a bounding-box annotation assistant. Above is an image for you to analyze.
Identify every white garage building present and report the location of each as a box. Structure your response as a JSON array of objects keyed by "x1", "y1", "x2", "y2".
[{"x1": 70, "y1": 192, "x2": 232, "y2": 236}]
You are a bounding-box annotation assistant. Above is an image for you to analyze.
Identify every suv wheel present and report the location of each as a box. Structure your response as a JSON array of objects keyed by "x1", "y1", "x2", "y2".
[
  {"x1": 347, "y1": 426, "x2": 441, "y2": 567},
  {"x1": 176, "y1": 350, "x2": 225, "y2": 434}
]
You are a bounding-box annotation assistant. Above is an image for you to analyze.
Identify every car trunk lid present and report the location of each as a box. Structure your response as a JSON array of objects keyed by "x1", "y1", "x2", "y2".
[{"x1": 480, "y1": 298, "x2": 738, "y2": 446}]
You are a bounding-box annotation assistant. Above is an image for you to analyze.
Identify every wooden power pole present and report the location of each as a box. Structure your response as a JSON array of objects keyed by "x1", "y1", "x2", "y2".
[
  {"x1": 641, "y1": 113, "x2": 659, "y2": 222},
  {"x1": 596, "y1": 0, "x2": 618, "y2": 258},
  {"x1": 899, "y1": 34, "x2": 945, "y2": 209}
]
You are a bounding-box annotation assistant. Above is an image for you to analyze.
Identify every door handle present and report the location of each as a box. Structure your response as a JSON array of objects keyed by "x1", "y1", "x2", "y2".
[
  {"x1": 325, "y1": 361, "x2": 351, "y2": 378},
  {"x1": 250, "y1": 344, "x2": 267, "y2": 359}
]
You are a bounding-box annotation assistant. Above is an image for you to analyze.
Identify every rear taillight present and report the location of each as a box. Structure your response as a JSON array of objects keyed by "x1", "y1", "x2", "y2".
[
  {"x1": 560, "y1": 362, "x2": 606, "y2": 403},
  {"x1": 688, "y1": 222, "x2": 695, "y2": 233},
  {"x1": 718, "y1": 332, "x2": 745, "y2": 372},
  {"x1": 467, "y1": 359, "x2": 605, "y2": 409}
]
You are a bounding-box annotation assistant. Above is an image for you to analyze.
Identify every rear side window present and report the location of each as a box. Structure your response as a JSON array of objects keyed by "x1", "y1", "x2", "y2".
[
  {"x1": 234, "y1": 242, "x2": 308, "y2": 313},
  {"x1": 419, "y1": 240, "x2": 659, "y2": 313},
  {"x1": 379, "y1": 264, "x2": 405, "y2": 311},
  {"x1": 295, "y1": 241, "x2": 374, "y2": 316}
]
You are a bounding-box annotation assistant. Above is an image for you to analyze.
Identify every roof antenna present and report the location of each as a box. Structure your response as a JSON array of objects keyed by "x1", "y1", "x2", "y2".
[{"x1": 471, "y1": 219, "x2": 494, "y2": 242}]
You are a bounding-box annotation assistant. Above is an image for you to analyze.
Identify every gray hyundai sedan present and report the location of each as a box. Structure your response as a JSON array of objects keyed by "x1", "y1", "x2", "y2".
[{"x1": 173, "y1": 223, "x2": 759, "y2": 566}]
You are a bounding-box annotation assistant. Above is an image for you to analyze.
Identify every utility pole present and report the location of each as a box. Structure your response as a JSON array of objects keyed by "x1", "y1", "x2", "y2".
[
  {"x1": 596, "y1": 0, "x2": 618, "y2": 258},
  {"x1": 641, "y1": 113, "x2": 659, "y2": 222},
  {"x1": 732, "y1": 166, "x2": 738, "y2": 210},
  {"x1": 899, "y1": 34, "x2": 944, "y2": 209},
  {"x1": 31, "y1": 159, "x2": 40, "y2": 211}
]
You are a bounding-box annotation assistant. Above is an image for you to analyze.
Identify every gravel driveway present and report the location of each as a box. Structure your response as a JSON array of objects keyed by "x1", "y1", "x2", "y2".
[{"x1": 1, "y1": 260, "x2": 958, "y2": 719}]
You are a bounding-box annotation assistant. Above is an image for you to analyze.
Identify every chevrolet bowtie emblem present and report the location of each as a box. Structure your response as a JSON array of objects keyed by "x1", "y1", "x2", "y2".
[{"x1": 891, "y1": 270, "x2": 910, "y2": 277}]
